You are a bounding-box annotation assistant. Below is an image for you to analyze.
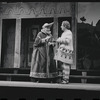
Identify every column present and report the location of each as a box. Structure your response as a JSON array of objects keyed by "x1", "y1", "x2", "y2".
[
  {"x1": 14, "y1": 18, "x2": 21, "y2": 68},
  {"x1": 71, "y1": 2, "x2": 78, "y2": 69},
  {"x1": 0, "y1": 19, "x2": 2, "y2": 66},
  {"x1": 53, "y1": 4, "x2": 58, "y2": 69}
]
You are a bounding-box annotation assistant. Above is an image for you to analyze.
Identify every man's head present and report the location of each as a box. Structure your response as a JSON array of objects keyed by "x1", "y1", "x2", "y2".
[{"x1": 61, "y1": 20, "x2": 70, "y2": 31}]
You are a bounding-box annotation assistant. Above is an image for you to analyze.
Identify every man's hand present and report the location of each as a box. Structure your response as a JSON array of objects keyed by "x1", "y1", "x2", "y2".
[
  {"x1": 45, "y1": 36, "x2": 51, "y2": 42},
  {"x1": 56, "y1": 37, "x2": 61, "y2": 43},
  {"x1": 48, "y1": 42, "x2": 55, "y2": 46}
]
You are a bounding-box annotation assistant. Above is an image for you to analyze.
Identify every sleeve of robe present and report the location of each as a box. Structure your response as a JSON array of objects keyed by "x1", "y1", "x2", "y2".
[
  {"x1": 57, "y1": 32, "x2": 72, "y2": 45},
  {"x1": 33, "y1": 32, "x2": 45, "y2": 47}
]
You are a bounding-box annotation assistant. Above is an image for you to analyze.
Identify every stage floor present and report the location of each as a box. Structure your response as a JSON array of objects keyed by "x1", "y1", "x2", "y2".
[{"x1": 0, "y1": 81, "x2": 99, "y2": 91}]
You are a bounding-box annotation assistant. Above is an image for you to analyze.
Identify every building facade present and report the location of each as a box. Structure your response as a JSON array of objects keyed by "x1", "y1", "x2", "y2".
[{"x1": 0, "y1": 2, "x2": 77, "y2": 69}]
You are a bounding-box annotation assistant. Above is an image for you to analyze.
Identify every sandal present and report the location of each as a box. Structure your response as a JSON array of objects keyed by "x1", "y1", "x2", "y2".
[{"x1": 61, "y1": 79, "x2": 69, "y2": 84}]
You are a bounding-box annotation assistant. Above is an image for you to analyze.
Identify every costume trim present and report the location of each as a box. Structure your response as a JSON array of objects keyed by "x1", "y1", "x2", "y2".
[{"x1": 30, "y1": 72, "x2": 58, "y2": 78}]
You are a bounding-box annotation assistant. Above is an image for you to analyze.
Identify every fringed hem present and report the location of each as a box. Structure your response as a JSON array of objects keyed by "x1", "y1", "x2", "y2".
[
  {"x1": 54, "y1": 48, "x2": 73, "y2": 64},
  {"x1": 30, "y1": 72, "x2": 58, "y2": 78}
]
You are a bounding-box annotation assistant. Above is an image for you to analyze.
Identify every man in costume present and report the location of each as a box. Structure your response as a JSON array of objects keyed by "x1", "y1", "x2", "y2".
[
  {"x1": 54, "y1": 20, "x2": 73, "y2": 84},
  {"x1": 30, "y1": 22, "x2": 57, "y2": 83}
]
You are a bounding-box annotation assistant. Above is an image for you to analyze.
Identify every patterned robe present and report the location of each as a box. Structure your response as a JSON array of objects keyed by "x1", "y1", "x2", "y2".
[{"x1": 30, "y1": 31, "x2": 57, "y2": 78}]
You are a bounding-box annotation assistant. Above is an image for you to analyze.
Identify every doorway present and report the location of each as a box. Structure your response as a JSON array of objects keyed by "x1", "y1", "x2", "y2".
[{"x1": 1, "y1": 19, "x2": 16, "y2": 68}]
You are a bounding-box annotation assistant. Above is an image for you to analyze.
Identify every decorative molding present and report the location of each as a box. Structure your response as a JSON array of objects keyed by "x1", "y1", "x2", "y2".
[{"x1": 0, "y1": 2, "x2": 72, "y2": 18}]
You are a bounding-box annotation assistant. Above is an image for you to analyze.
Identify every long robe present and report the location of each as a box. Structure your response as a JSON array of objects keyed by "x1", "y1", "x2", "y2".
[{"x1": 30, "y1": 31, "x2": 57, "y2": 78}]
